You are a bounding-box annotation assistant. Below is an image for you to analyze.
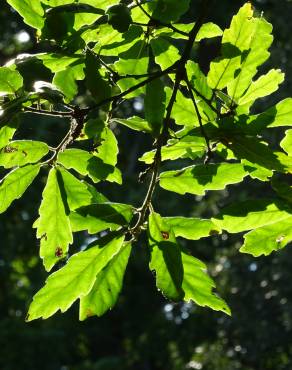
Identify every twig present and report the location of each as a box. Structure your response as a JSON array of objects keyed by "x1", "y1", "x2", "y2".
[
  {"x1": 81, "y1": 63, "x2": 177, "y2": 114},
  {"x1": 185, "y1": 75, "x2": 212, "y2": 162},
  {"x1": 130, "y1": 0, "x2": 212, "y2": 236},
  {"x1": 134, "y1": 0, "x2": 189, "y2": 36},
  {"x1": 24, "y1": 106, "x2": 73, "y2": 117}
]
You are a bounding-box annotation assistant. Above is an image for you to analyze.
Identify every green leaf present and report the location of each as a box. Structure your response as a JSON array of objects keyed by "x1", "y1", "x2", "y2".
[
  {"x1": 0, "y1": 164, "x2": 40, "y2": 213},
  {"x1": 196, "y1": 22, "x2": 223, "y2": 41},
  {"x1": 0, "y1": 120, "x2": 18, "y2": 149},
  {"x1": 213, "y1": 199, "x2": 291, "y2": 233},
  {"x1": 242, "y1": 159, "x2": 273, "y2": 182},
  {"x1": 160, "y1": 163, "x2": 247, "y2": 195},
  {"x1": 113, "y1": 116, "x2": 153, "y2": 133},
  {"x1": 41, "y1": 0, "x2": 116, "y2": 9},
  {"x1": 186, "y1": 61, "x2": 212, "y2": 100},
  {"x1": 280, "y1": 129, "x2": 292, "y2": 156},
  {"x1": 151, "y1": 0, "x2": 190, "y2": 23},
  {"x1": 0, "y1": 67, "x2": 23, "y2": 96},
  {"x1": 238, "y1": 69, "x2": 284, "y2": 106},
  {"x1": 36, "y1": 168, "x2": 73, "y2": 271},
  {"x1": 240, "y1": 216, "x2": 292, "y2": 256},
  {"x1": 114, "y1": 40, "x2": 149, "y2": 76},
  {"x1": 226, "y1": 136, "x2": 292, "y2": 173},
  {"x1": 148, "y1": 212, "x2": 184, "y2": 301},
  {"x1": 139, "y1": 137, "x2": 205, "y2": 164},
  {"x1": 7, "y1": 0, "x2": 44, "y2": 29},
  {"x1": 160, "y1": 22, "x2": 222, "y2": 41},
  {"x1": 186, "y1": 61, "x2": 217, "y2": 121},
  {"x1": 38, "y1": 53, "x2": 83, "y2": 73},
  {"x1": 79, "y1": 242, "x2": 131, "y2": 320},
  {"x1": 85, "y1": 52, "x2": 111, "y2": 104},
  {"x1": 166, "y1": 87, "x2": 197, "y2": 127},
  {"x1": 247, "y1": 98, "x2": 292, "y2": 129},
  {"x1": 227, "y1": 17, "x2": 273, "y2": 101},
  {"x1": 26, "y1": 236, "x2": 125, "y2": 321},
  {"x1": 92, "y1": 25, "x2": 143, "y2": 57},
  {"x1": 0, "y1": 140, "x2": 49, "y2": 168},
  {"x1": 58, "y1": 167, "x2": 94, "y2": 210},
  {"x1": 180, "y1": 251, "x2": 230, "y2": 315},
  {"x1": 81, "y1": 0, "x2": 116, "y2": 8},
  {"x1": 145, "y1": 78, "x2": 165, "y2": 136},
  {"x1": 150, "y1": 37, "x2": 180, "y2": 70},
  {"x1": 207, "y1": 3, "x2": 254, "y2": 90},
  {"x1": 53, "y1": 62, "x2": 85, "y2": 102},
  {"x1": 164, "y1": 217, "x2": 221, "y2": 240},
  {"x1": 70, "y1": 202, "x2": 133, "y2": 234},
  {"x1": 148, "y1": 212, "x2": 230, "y2": 314},
  {"x1": 106, "y1": 4, "x2": 132, "y2": 33},
  {"x1": 57, "y1": 148, "x2": 120, "y2": 184},
  {"x1": 95, "y1": 127, "x2": 118, "y2": 167}
]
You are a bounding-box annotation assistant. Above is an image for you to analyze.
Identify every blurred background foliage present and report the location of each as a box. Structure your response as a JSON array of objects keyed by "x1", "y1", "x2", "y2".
[{"x1": 1, "y1": 1, "x2": 292, "y2": 369}]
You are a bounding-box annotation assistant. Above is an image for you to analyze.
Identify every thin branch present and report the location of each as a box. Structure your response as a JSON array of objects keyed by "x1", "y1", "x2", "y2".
[
  {"x1": 185, "y1": 75, "x2": 212, "y2": 161},
  {"x1": 134, "y1": 0, "x2": 189, "y2": 36},
  {"x1": 189, "y1": 85, "x2": 220, "y2": 115},
  {"x1": 81, "y1": 63, "x2": 177, "y2": 115},
  {"x1": 24, "y1": 106, "x2": 73, "y2": 117},
  {"x1": 130, "y1": 0, "x2": 212, "y2": 236}
]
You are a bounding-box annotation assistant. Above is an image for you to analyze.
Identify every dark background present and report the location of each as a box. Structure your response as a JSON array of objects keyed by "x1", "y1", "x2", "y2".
[{"x1": 1, "y1": 1, "x2": 292, "y2": 369}]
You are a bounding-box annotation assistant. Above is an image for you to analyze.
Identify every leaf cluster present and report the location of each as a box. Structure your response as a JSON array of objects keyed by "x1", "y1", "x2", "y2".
[{"x1": 1, "y1": 0, "x2": 292, "y2": 321}]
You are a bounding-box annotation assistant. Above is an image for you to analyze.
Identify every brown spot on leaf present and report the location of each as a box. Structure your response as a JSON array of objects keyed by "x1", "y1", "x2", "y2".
[
  {"x1": 161, "y1": 231, "x2": 169, "y2": 240},
  {"x1": 22, "y1": 150, "x2": 28, "y2": 157},
  {"x1": 2, "y1": 145, "x2": 17, "y2": 153},
  {"x1": 55, "y1": 247, "x2": 63, "y2": 258},
  {"x1": 86, "y1": 309, "x2": 93, "y2": 318}
]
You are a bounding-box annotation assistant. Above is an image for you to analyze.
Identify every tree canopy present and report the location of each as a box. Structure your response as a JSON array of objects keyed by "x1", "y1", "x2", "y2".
[{"x1": 1, "y1": 1, "x2": 292, "y2": 368}]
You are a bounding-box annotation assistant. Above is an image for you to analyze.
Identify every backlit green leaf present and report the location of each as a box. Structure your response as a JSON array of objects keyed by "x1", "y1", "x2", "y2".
[
  {"x1": 196, "y1": 22, "x2": 223, "y2": 41},
  {"x1": 238, "y1": 69, "x2": 284, "y2": 106},
  {"x1": 227, "y1": 17, "x2": 273, "y2": 101},
  {"x1": 0, "y1": 67, "x2": 23, "y2": 96},
  {"x1": 280, "y1": 129, "x2": 292, "y2": 156},
  {"x1": 148, "y1": 212, "x2": 230, "y2": 314},
  {"x1": 0, "y1": 120, "x2": 18, "y2": 149},
  {"x1": 247, "y1": 98, "x2": 292, "y2": 129},
  {"x1": 207, "y1": 3, "x2": 254, "y2": 90},
  {"x1": 164, "y1": 217, "x2": 221, "y2": 240},
  {"x1": 7, "y1": 0, "x2": 44, "y2": 29},
  {"x1": 213, "y1": 199, "x2": 291, "y2": 233},
  {"x1": 36, "y1": 168, "x2": 73, "y2": 271},
  {"x1": 160, "y1": 163, "x2": 247, "y2": 195},
  {"x1": 241, "y1": 216, "x2": 292, "y2": 256},
  {"x1": 26, "y1": 236, "x2": 125, "y2": 321},
  {"x1": 151, "y1": 0, "x2": 190, "y2": 23},
  {"x1": 79, "y1": 242, "x2": 131, "y2": 320},
  {"x1": 85, "y1": 52, "x2": 111, "y2": 104},
  {"x1": 58, "y1": 167, "x2": 94, "y2": 210},
  {"x1": 53, "y1": 62, "x2": 85, "y2": 102},
  {"x1": 57, "y1": 148, "x2": 121, "y2": 184},
  {"x1": 150, "y1": 37, "x2": 180, "y2": 70},
  {"x1": 70, "y1": 202, "x2": 133, "y2": 234},
  {"x1": 113, "y1": 116, "x2": 153, "y2": 133},
  {"x1": 145, "y1": 78, "x2": 165, "y2": 136},
  {"x1": 139, "y1": 137, "x2": 205, "y2": 164},
  {"x1": 0, "y1": 164, "x2": 40, "y2": 213},
  {"x1": 148, "y1": 211, "x2": 184, "y2": 301},
  {"x1": 0, "y1": 140, "x2": 49, "y2": 168}
]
